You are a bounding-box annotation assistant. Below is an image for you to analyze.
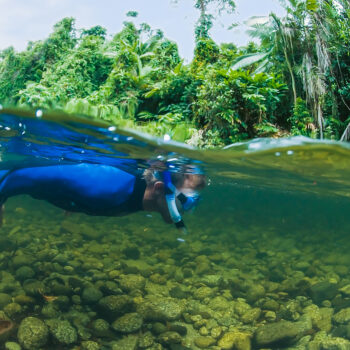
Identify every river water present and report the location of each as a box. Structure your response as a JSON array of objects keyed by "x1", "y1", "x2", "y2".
[{"x1": 0, "y1": 107, "x2": 349, "y2": 349}]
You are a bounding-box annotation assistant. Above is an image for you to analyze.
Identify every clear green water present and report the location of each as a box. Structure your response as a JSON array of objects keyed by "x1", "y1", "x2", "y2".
[{"x1": 0, "y1": 108, "x2": 350, "y2": 349}]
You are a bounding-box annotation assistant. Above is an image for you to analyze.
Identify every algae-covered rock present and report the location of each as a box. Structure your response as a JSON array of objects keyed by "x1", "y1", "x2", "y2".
[
  {"x1": 333, "y1": 307, "x2": 350, "y2": 324},
  {"x1": 122, "y1": 246, "x2": 140, "y2": 259},
  {"x1": 4, "y1": 342, "x2": 21, "y2": 350},
  {"x1": 218, "y1": 331, "x2": 251, "y2": 350},
  {"x1": 149, "y1": 273, "x2": 167, "y2": 285},
  {"x1": 0, "y1": 293, "x2": 12, "y2": 309},
  {"x1": 211, "y1": 326, "x2": 223, "y2": 339},
  {"x1": 158, "y1": 331, "x2": 182, "y2": 345},
  {"x1": 169, "y1": 286, "x2": 188, "y2": 299},
  {"x1": 208, "y1": 296, "x2": 231, "y2": 311},
  {"x1": 309, "y1": 332, "x2": 350, "y2": 350},
  {"x1": 234, "y1": 299, "x2": 251, "y2": 316},
  {"x1": 245, "y1": 284, "x2": 265, "y2": 303},
  {"x1": 4, "y1": 303, "x2": 22, "y2": 318},
  {"x1": 339, "y1": 284, "x2": 350, "y2": 296},
  {"x1": 119, "y1": 274, "x2": 146, "y2": 292},
  {"x1": 91, "y1": 319, "x2": 110, "y2": 337},
  {"x1": 81, "y1": 340, "x2": 100, "y2": 350},
  {"x1": 309, "y1": 281, "x2": 338, "y2": 304},
  {"x1": 303, "y1": 305, "x2": 333, "y2": 332},
  {"x1": 200, "y1": 275, "x2": 223, "y2": 287},
  {"x1": 98, "y1": 295, "x2": 133, "y2": 319},
  {"x1": 15, "y1": 267, "x2": 35, "y2": 281},
  {"x1": 41, "y1": 302, "x2": 60, "y2": 319},
  {"x1": 194, "y1": 336, "x2": 216, "y2": 348},
  {"x1": 112, "y1": 312, "x2": 143, "y2": 333},
  {"x1": 22, "y1": 279, "x2": 45, "y2": 297},
  {"x1": 138, "y1": 331, "x2": 154, "y2": 348},
  {"x1": 12, "y1": 255, "x2": 35, "y2": 269},
  {"x1": 262, "y1": 299, "x2": 280, "y2": 311},
  {"x1": 241, "y1": 307, "x2": 261, "y2": 324},
  {"x1": 254, "y1": 317, "x2": 312, "y2": 348},
  {"x1": 46, "y1": 319, "x2": 77, "y2": 345},
  {"x1": 111, "y1": 334, "x2": 139, "y2": 350},
  {"x1": 17, "y1": 317, "x2": 49, "y2": 350},
  {"x1": 82, "y1": 286, "x2": 103, "y2": 304},
  {"x1": 193, "y1": 286, "x2": 214, "y2": 300},
  {"x1": 151, "y1": 322, "x2": 167, "y2": 335},
  {"x1": 137, "y1": 297, "x2": 184, "y2": 322},
  {"x1": 100, "y1": 281, "x2": 122, "y2": 296}
]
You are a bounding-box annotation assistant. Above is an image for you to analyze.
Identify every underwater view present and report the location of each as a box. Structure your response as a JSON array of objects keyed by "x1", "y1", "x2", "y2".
[{"x1": 0, "y1": 108, "x2": 349, "y2": 350}]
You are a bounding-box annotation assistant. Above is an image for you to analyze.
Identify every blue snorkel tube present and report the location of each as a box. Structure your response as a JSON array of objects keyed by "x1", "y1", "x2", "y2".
[{"x1": 163, "y1": 170, "x2": 201, "y2": 237}]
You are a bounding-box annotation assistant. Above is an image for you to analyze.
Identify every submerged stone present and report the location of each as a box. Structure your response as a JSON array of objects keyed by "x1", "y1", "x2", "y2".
[
  {"x1": 91, "y1": 319, "x2": 110, "y2": 337},
  {"x1": 112, "y1": 312, "x2": 143, "y2": 333},
  {"x1": 333, "y1": 308, "x2": 350, "y2": 324},
  {"x1": 98, "y1": 295, "x2": 133, "y2": 319},
  {"x1": 0, "y1": 293, "x2": 12, "y2": 309},
  {"x1": 218, "y1": 331, "x2": 251, "y2": 350},
  {"x1": 3, "y1": 303, "x2": 22, "y2": 318},
  {"x1": 82, "y1": 286, "x2": 103, "y2": 304},
  {"x1": 111, "y1": 334, "x2": 139, "y2": 350},
  {"x1": 81, "y1": 340, "x2": 100, "y2": 350},
  {"x1": 158, "y1": 331, "x2": 182, "y2": 345},
  {"x1": 18, "y1": 317, "x2": 48, "y2": 350},
  {"x1": 309, "y1": 281, "x2": 338, "y2": 304},
  {"x1": 200, "y1": 275, "x2": 223, "y2": 287},
  {"x1": 138, "y1": 331, "x2": 154, "y2": 348},
  {"x1": 15, "y1": 266, "x2": 35, "y2": 281},
  {"x1": 119, "y1": 274, "x2": 146, "y2": 292},
  {"x1": 137, "y1": 297, "x2": 184, "y2": 322},
  {"x1": 122, "y1": 246, "x2": 140, "y2": 259},
  {"x1": 4, "y1": 342, "x2": 21, "y2": 350},
  {"x1": 46, "y1": 319, "x2": 77, "y2": 345},
  {"x1": 254, "y1": 317, "x2": 312, "y2": 348},
  {"x1": 194, "y1": 336, "x2": 216, "y2": 348}
]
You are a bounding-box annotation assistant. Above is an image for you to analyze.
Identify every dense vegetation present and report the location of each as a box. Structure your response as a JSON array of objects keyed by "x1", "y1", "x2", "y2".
[{"x1": 1, "y1": 0, "x2": 350, "y2": 147}]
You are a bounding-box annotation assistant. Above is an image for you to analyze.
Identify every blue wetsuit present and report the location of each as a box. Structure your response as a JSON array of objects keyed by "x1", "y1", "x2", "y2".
[{"x1": 0, "y1": 164, "x2": 146, "y2": 216}]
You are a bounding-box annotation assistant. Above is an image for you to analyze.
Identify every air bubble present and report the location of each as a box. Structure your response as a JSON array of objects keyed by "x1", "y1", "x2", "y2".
[
  {"x1": 108, "y1": 126, "x2": 116, "y2": 132},
  {"x1": 287, "y1": 150, "x2": 294, "y2": 155},
  {"x1": 275, "y1": 152, "x2": 281, "y2": 156},
  {"x1": 35, "y1": 110, "x2": 43, "y2": 118},
  {"x1": 0, "y1": 104, "x2": 3, "y2": 110}
]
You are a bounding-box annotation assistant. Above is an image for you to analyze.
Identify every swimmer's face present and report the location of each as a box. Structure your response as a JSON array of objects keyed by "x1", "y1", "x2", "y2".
[{"x1": 143, "y1": 174, "x2": 206, "y2": 224}]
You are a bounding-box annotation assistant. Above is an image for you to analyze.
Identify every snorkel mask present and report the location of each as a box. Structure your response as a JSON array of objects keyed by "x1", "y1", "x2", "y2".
[{"x1": 162, "y1": 170, "x2": 201, "y2": 234}]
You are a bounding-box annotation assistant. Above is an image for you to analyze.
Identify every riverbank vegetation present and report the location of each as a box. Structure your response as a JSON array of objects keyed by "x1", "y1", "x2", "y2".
[{"x1": 1, "y1": 0, "x2": 350, "y2": 147}]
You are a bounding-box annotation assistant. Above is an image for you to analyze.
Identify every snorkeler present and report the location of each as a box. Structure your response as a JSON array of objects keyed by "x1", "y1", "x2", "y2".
[{"x1": 0, "y1": 163, "x2": 205, "y2": 229}]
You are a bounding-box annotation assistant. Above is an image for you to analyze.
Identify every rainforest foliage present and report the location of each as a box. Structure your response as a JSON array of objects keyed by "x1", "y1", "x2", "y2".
[{"x1": 1, "y1": 0, "x2": 350, "y2": 146}]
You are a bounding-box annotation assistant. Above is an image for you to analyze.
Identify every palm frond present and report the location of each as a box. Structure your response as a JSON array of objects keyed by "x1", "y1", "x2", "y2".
[{"x1": 230, "y1": 52, "x2": 269, "y2": 71}]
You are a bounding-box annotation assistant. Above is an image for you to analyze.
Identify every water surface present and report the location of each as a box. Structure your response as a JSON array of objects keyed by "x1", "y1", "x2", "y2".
[{"x1": 0, "y1": 108, "x2": 349, "y2": 349}]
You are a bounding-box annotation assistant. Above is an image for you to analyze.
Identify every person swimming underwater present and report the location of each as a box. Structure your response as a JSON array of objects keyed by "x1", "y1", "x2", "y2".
[{"x1": 0, "y1": 163, "x2": 205, "y2": 229}]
